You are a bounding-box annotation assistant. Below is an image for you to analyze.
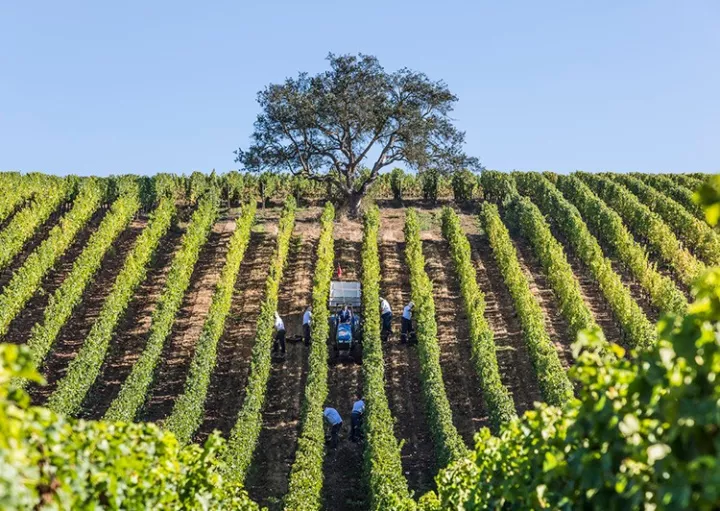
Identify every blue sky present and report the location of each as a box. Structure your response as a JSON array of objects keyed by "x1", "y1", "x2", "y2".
[{"x1": 1, "y1": 1, "x2": 718, "y2": 176}]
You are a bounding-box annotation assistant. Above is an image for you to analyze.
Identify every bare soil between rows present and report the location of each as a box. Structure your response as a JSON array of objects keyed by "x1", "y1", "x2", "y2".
[
  {"x1": 245, "y1": 207, "x2": 321, "y2": 510},
  {"x1": 3, "y1": 208, "x2": 107, "y2": 344},
  {"x1": 81, "y1": 215, "x2": 233, "y2": 420},
  {"x1": 29, "y1": 214, "x2": 175, "y2": 405},
  {"x1": 321, "y1": 223, "x2": 366, "y2": 511},
  {"x1": 378, "y1": 207, "x2": 437, "y2": 497}
]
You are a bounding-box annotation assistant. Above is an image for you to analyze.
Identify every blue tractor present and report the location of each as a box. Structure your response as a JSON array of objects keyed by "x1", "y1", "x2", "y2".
[{"x1": 329, "y1": 281, "x2": 362, "y2": 361}]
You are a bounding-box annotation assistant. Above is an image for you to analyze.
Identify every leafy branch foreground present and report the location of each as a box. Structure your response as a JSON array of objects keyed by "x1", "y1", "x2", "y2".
[{"x1": 421, "y1": 268, "x2": 720, "y2": 510}]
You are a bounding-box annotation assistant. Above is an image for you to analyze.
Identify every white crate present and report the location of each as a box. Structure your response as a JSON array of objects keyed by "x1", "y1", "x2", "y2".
[{"x1": 329, "y1": 281, "x2": 362, "y2": 307}]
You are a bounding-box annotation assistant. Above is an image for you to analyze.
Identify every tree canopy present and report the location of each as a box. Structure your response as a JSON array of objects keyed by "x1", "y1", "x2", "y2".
[{"x1": 235, "y1": 53, "x2": 478, "y2": 214}]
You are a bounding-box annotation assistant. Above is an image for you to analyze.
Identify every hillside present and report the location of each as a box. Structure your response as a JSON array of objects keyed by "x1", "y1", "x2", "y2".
[{"x1": 0, "y1": 170, "x2": 717, "y2": 510}]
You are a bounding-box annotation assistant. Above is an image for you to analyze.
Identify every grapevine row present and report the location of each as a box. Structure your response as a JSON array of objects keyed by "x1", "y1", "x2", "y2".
[
  {"x1": 0, "y1": 173, "x2": 56, "y2": 225},
  {"x1": 636, "y1": 173, "x2": 704, "y2": 222},
  {"x1": 222, "y1": 197, "x2": 297, "y2": 480},
  {"x1": 20, "y1": 185, "x2": 141, "y2": 386},
  {"x1": 283, "y1": 202, "x2": 335, "y2": 511},
  {"x1": 480, "y1": 203, "x2": 573, "y2": 405},
  {"x1": 510, "y1": 196, "x2": 598, "y2": 338},
  {"x1": 105, "y1": 195, "x2": 222, "y2": 421},
  {"x1": 668, "y1": 173, "x2": 704, "y2": 191},
  {"x1": 404, "y1": 208, "x2": 467, "y2": 467},
  {"x1": 46, "y1": 196, "x2": 176, "y2": 415},
  {"x1": 515, "y1": 172, "x2": 655, "y2": 350},
  {"x1": 440, "y1": 206, "x2": 516, "y2": 431},
  {"x1": 578, "y1": 172, "x2": 705, "y2": 287},
  {"x1": 0, "y1": 178, "x2": 104, "y2": 337},
  {"x1": 0, "y1": 178, "x2": 69, "y2": 271},
  {"x1": 163, "y1": 200, "x2": 270, "y2": 444},
  {"x1": 361, "y1": 205, "x2": 415, "y2": 510},
  {"x1": 555, "y1": 174, "x2": 687, "y2": 315},
  {"x1": 0, "y1": 172, "x2": 27, "y2": 224},
  {"x1": 611, "y1": 173, "x2": 720, "y2": 266},
  {"x1": 480, "y1": 171, "x2": 598, "y2": 343}
]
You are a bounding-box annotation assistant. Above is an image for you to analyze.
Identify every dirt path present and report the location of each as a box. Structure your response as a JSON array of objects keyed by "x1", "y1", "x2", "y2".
[
  {"x1": 459, "y1": 213, "x2": 542, "y2": 416},
  {"x1": 421, "y1": 229, "x2": 490, "y2": 445},
  {"x1": 378, "y1": 207, "x2": 437, "y2": 496},
  {"x1": 321, "y1": 218, "x2": 366, "y2": 511},
  {"x1": 608, "y1": 259, "x2": 659, "y2": 323},
  {"x1": 245, "y1": 207, "x2": 321, "y2": 511},
  {"x1": 29, "y1": 216, "x2": 177, "y2": 405},
  {"x1": 510, "y1": 233, "x2": 576, "y2": 368},
  {"x1": 0, "y1": 207, "x2": 67, "y2": 291},
  {"x1": 546, "y1": 227, "x2": 625, "y2": 345},
  {"x1": 3, "y1": 210, "x2": 106, "y2": 344},
  {"x1": 193, "y1": 210, "x2": 279, "y2": 440},
  {"x1": 80, "y1": 216, "x2": 234, "y2": 420}
]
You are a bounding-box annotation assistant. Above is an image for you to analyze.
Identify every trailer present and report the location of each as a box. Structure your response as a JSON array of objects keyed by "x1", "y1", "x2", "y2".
[{"x1": 329, "y1": 281, "x2": 362, "y2": 360}]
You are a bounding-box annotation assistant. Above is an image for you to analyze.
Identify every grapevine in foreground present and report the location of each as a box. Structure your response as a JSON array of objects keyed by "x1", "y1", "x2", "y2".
[{"x1": 425, "y1": 269, "x2": 720, "y2": 510}]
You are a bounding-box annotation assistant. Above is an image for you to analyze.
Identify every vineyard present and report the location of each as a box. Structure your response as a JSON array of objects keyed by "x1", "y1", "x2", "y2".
[{"x1": 1, "y1": 169, "x2": 718, "y2": 510}]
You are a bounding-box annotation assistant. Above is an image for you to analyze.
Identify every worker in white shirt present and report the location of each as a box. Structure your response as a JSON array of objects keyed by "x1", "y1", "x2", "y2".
[
  {"x1": 273, "y1": 311, "x2": 286, "y2": 355},
  {"x1": 303, "y1": 306, "x2": 312, "y2": 346},
  {"x1": 323, "y1": 407, "x2": 343, "y2": 448},
  {"x1": 380, "y1": 297, "x2": 392, "y2": 341},
  {"x1": 350, "y1": 395, "x2": 365, "y2": 442},
  {"x1": 401, "y1": 301, "x2": 415, "y2": 344}
]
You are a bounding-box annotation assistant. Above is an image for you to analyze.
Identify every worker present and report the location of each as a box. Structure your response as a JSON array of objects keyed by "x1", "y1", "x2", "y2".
[
  {"x1": 401, "y1": 301, "x2": 414, "y2": 344},
  {"x1": 339, "y1": 304, "x2": 353, "y2": 323},
  {"x1": 303, "y1": 306, "x2": 312, "y2": 347},
  {"x1": 323, "y1": 407, "x2": 343, "y2": 448},
  {"x1": 273, "y1": 311, "x2": 286, "y2": 355},
  {"x1": 380, "y1": 297, "x2": 392, "y2": 341},
  {"x1": 350, "y1": 396, "x2": 365, "y2": 442}
]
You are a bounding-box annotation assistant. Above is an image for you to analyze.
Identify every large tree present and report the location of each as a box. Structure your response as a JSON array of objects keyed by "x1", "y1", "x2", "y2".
[{"x1": 235, "y1": 53, "x2": 478, "y2": 216}]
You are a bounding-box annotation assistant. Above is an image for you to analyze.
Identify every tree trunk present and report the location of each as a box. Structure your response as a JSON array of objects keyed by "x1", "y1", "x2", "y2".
[{"x1": 340, "y1": 189, "x2": 364, "y2": 219}]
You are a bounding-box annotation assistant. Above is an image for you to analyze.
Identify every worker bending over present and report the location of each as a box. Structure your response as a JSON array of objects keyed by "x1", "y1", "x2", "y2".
[
  {"x1": 380, "y1": 297, "x2": 392, "y2": 341},
  {"x1": 273, "y1": 311, "x2": 286, "y2": 355},
  {"x1": 401, "y1": 301, "x2": 415, "y2": 344},
  {"x1": 350, "y1": 396, "x2": 365, "y2": 442},
  {"x1": 324, "y1": 407, "x2": 343, "y2": 448},
  {"x1": 303, "y1": 306, "x2": 312, "y2": 346}
]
